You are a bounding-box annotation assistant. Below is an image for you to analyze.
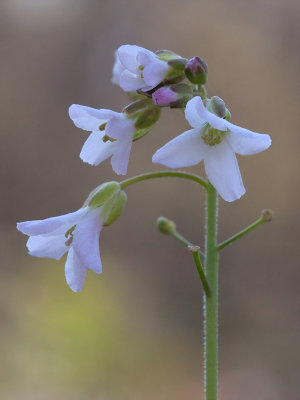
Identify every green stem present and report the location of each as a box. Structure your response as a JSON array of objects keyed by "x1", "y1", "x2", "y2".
[
  {"x1": 217, "y1": 216, "x2": 266, "y2": 251},
  {"x1": 204, "y1": 181, "x2": 219, "y2": 400},
  {"x1": 120, "y1": 171, "x2": 207, "y2": 190}
]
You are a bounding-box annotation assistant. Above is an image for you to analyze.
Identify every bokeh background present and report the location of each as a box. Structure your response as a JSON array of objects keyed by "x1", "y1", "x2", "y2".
[{"x1": 1, "y1": 0, "x2": 299, "y2": 399}]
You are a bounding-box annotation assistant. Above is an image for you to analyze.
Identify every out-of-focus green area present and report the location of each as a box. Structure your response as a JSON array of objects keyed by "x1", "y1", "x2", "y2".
[{"x1": 1, "y1": 0, "x2": 299, "y2": 399}]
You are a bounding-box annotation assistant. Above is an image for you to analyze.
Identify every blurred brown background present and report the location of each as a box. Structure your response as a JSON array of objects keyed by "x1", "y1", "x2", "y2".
[{"x1": 1, "y1": 0, "x2": 299, "y2": 399}]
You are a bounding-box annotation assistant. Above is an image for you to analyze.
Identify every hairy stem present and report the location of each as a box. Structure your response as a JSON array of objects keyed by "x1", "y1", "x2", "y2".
[{"x1": 204, "y1": 182, "x2": 219, "y2": 400}]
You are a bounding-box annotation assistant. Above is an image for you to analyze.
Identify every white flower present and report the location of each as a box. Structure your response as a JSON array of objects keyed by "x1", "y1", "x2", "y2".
[
  {"x1": 152, "y1": 96, "x2": 272, "y2": 202},
  {"x1": 17, "y1": 206, "x2": 103, "y2": 292},
  {"x1": 69, "y1": 104, "x2": 136, "y2": 175},
  {"x1": 114, "y1": 44, "x2": 170, "y2": 92}
]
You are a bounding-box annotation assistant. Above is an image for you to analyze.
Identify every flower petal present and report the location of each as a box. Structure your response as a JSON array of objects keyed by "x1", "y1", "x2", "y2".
[
  {"x1": 117, "y1": 44, "x2": 142, "y2": 73},
  {"x1": 185, "y1": 97, "x2": 207, "y2": 128},
  {"x1": 80, "y1": 131, "x2": 115, "y2": 166},
  {"x1": 65, "y1": 247, "x2": 87, "y2": 292},
  {"x1": 26, "y1": 234, "x2": 67, "y2": 260},
  {"x1": 112, "y1": 52, "x2": 125, "y2": 85},
  {"x1": 110, "y1": 137, "x2": 133, "y2": 175},
  {"x1": 152, "y1": 129, "x2": 207, "y2": 168},
  {"x1": 143, "y1": 60, "x2": 169, "y2": 88},
  {"x1": 72, "y1": 209, "x2": 102, "y2": 273},
  {"x1": 119, "y1": 70, "x2": 146, "y2": 91},
  {"x1": 136, "y1": 48, "x2": 157, "y2": 66},
  {"x1": 204, "y1": 141, "x2": 245, "y2": 202},
  {"x1": 225, "y1": 121, "x2": 272, "y2": 155},
  {"x1": 194, "y1": 97, "x2": 228, "y2": 131},
  {"x1": 17, "y1": 208, "x2": 87, "y2": 236},
  {"x1": 105, "y1": 115, "x2": 135, "y2": 140},
  {"x1": 69, "y1": 105, "x2": 108, "y2": 131}
]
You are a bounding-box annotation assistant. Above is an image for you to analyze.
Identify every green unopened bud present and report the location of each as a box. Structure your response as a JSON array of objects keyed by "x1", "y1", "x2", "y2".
[
  {"x1": 122, "y1": 99, "x2": 152, "y2": 116},
  {"x1": 86, "y1": 181, "x2": 120, "y2": 208},
  {"x1": 261, "y1": 209, "x2": 273, "y2": 222},
  {"x1": 185, "y1": 56, "x2": 208, "y2": 85},
  {"x1": 157, "y1": 216, "x2": 176, "y2": 234},
  {"x1": 210, "y1": 96, "x2": 226, "y2": 118},
  {"x1": 104, "y1": 191, "x2": 127, "y2": 226},
  {"x1": 134, "y1": 107, "x2": 161, "y2": 130}
]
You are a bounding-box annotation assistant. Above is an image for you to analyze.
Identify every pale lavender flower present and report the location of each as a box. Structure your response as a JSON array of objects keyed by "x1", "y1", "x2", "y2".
[
  {"x1": 17, "y1": 207, "x2": 103, "y2": 292},
  {"x1": 69, "y1": 104, "x2": 136, "y2": 175},
  {"x1": 114, "y1": 44, "x2": 170, "y2": 92},
  {"x1": 152, "y1": 96, "x2": 271, "y2": 202}
]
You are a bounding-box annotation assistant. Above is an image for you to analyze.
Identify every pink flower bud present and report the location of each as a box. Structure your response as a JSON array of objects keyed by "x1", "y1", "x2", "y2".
[{"x1": 152, "y1": 87, "x2": 179, "y2": 107}]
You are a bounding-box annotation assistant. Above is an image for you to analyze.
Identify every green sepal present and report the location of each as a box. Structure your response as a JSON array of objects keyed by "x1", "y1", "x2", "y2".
[
  {"x1": 122, "y1": 98, "x2": 152, "y2": 117},
  {"x1": 103, "y1": 191, "x2": 127, "y2": 226},
  {"x1": 133, "y1": 127, "x2": 152, "y2": 141},
  {"x1": 134, "y1": 107, "x2": 161, "y2": 130},
  {"x1": 162, "y1": 73, "x2": 185, "y2": 85},
  {"x1": 155, "y1": 50, "x2": 181, "y2": 61},
  {"x1": 209, "y1": 96, "x2": 226, "y2": 118},
  {"x1": 85, "y1": 182, "x2": 120, "y2": 209}
]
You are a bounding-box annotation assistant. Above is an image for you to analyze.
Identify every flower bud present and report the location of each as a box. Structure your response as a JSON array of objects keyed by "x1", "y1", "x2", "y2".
[
  {"x1": 85, "y1": 182, "x2": 120, "y2": 208},
  {"x1": 157, "y1": 216, "x2": 176, "y2": 234},
  {"x1": 104, "y1": 191, "x2": 127, "y2": 226},
  {"x1": 152, "y1": 83, "x2": 193, "y2": 108},
  {"x1": 210, "y1": 96, "x2": 226, "y2": 118},
  {"x1": 261, "y1": 209, "x2": 273, "y2": 222},
  {"x1": 152, "y1": 87, "x2": 177, "y2": 107},
  {"x1": 185, "y1": 56, "x2": 208, "y2": 85},
  {"x1": 134, "y1": 107, "x2": 161, "y2": 130}
]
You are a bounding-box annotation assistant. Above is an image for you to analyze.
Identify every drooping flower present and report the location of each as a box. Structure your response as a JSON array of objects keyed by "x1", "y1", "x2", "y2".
[
  {"x1": 17, "y1": 206, "x2": 102, "y2": 292},
  {"x1": 152, "y1": 96, "x2": 271, "y2": 202},
  {"x1": 69, "y1": 104, "x2": 136, "y2": 175},
  {"x1": 114, "y1": 45, "x2": 171, "y2": 92},
  {"x1": 17, "y1": 183, "x2": 127, "y2": 292}
]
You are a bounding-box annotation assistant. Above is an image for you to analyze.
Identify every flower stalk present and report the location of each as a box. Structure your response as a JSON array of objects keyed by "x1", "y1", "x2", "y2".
[
  {"x1": 120, "y1": 170, "x2": 207, "y2": 190},
  {"x1": 217, "y1": 209, "x2": 273, "y2": 251},
  {"x1": 204, "y1": 181, "x2": 219, "y2": 400}
]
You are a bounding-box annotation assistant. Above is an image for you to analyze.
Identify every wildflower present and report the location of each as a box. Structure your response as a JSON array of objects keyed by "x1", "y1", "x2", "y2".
[
  {"x1": 17, "y1": 207, "x2": 102, "y2": 292},
  {"x1": 17, "y1": 183, "x2": 127, "y2": 292},
  {"x1": 152, "y1": 96, "x2": 271, "y2": 202},
  {"x1": 69, "y1": 104, "x2": 136, "y2": 175},
  {"x1": 114, "y1": 44, "x2": 171, "y2": 92}
]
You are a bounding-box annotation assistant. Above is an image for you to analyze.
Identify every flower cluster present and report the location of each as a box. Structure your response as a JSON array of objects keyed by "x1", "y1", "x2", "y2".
[{"x1": 17, "y1": 44, "x2": 271, "y2": 291}]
